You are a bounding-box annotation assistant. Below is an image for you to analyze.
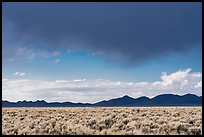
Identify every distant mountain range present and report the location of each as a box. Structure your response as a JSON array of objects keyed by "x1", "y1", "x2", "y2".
[{"x1": 2, "y1": 94, "x2": 202, "y2": 107}]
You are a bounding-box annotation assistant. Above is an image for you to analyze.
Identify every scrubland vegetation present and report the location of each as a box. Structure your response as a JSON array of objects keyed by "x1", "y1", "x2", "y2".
[{"x1": 2, "y1": 107, "x2": 202, "y2": 135}]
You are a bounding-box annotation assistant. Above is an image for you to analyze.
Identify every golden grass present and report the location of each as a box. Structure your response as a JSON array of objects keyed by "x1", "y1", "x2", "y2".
[{"x1": 2, "y1": 107, "x2": 202, "y2": 135}]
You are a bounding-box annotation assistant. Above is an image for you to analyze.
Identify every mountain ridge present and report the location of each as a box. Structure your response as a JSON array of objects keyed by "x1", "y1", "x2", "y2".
[{"x1": 2, "y1": 93, "x2": 202, "y2": 107}]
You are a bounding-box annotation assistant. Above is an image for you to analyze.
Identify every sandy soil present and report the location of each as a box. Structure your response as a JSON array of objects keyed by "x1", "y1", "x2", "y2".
[{"x1": 2, "y1": 107, "x2": 202, "y2": 135}]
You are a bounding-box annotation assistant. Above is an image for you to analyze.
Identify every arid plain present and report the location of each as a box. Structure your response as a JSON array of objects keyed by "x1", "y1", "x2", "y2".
[{"x1": 2, "y1": 107, "x2": 202, "y2": 135}]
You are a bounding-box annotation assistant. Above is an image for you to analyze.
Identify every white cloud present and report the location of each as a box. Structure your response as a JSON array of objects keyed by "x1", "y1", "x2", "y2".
[
  {"x1": 3, "y1": 69, "x2": 202, "y2": 103},
  {"x1": 2, "y1": 79, "x2": 8, "y2": 81},
  {"x1": 8, "y1": 58, "x2": 15, "y2": 62},
  {"x1": 195, "y1": 81, "x2": 202, "y2": 88},
  {"x1": 90, "y1": 51, "x2": 104, "y2": 56},
  {"x1": 52, "y1": 51, "x2": 60, "y2": 56},
  {"x1": 56, "y1": 80, "x2": 68, "y2": 83},
  {"x1": 18, "y1": 73, "x2": 26, "y2": 77},
  {"x1": 160, "y1": 68, "x2": 191, "y2": 86},
  {"x1": 15, "y1": 72, "x2": 20, "y2": 75},
  {"x1": 73, "y1": 79, "x2": 86, "y2": 82},
  {"x1": 14, "y1": 47, "x2": 62, "y2": 60},
  {"x1": 14, "y1": 72, "x2": 27, "y2": 77},
  {"x1": 54, "y1": 59, "x2": 60, "y2": 63}
]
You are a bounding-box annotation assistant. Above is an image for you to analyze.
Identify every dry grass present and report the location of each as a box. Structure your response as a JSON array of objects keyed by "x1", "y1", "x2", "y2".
[{"x1": 2, "y1": 107, "x2": 202, "y2": 135}]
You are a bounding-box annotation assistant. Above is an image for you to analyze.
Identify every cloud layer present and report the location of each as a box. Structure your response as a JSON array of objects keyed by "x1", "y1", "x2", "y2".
[
  {"x1": 3, "y1": 2, "x2": 202, "y2": 64},
  {"x1": 3, "y1": 69, "x2": 202, "y2": 103}
]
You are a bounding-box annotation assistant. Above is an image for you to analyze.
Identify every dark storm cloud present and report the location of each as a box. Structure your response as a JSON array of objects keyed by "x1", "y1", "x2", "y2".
[{"x1": 2, "y1": 2, "x2": 202, "y2": 64}]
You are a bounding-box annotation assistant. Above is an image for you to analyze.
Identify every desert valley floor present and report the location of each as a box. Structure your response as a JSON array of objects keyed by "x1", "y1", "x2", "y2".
[{"x1": 2, "y1": 107, "x2": 202, "y2": 135}]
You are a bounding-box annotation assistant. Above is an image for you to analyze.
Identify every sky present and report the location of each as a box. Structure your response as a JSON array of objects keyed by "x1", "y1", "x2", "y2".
[{"x1": 2, "y1": 2, "x2": 202, "y2": 103}]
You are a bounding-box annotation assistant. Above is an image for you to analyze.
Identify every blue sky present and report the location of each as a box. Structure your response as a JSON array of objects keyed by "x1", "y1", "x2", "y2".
[
  {"x1": 3, "y1": 44, "x2": 202, "y2": 82},
  {"x1": 2, "y1": 2, "x2": 202, "y2": 102}
]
